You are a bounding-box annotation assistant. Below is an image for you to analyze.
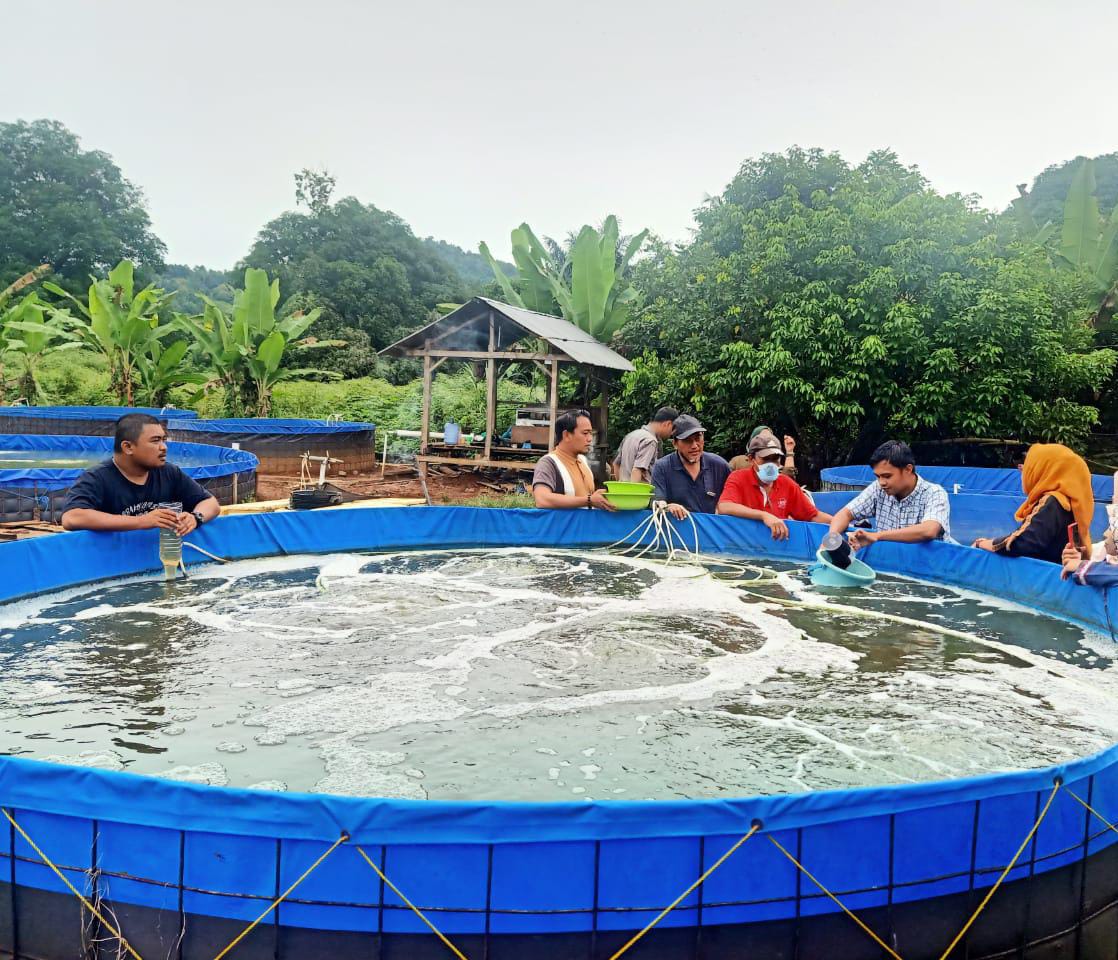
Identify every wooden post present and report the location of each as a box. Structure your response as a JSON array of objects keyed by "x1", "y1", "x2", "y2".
[
  {"x1": 484, "y1": 311, "x2": 497, "y2": 459},
  {"x1": 597, "y1": 376, "x2": 610, "y2": 477},
  {"x1": 548, "y1": 358, "x2": 560, "y2": 451},
  {"x1": 420, "y1": 348, "x2": 432, "y2": 454}
]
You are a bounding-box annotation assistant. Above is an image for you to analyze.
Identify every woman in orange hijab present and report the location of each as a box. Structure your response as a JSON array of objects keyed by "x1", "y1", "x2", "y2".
[{"x1": 973, "y1": 444, "x2": 1094, "y2": 564}]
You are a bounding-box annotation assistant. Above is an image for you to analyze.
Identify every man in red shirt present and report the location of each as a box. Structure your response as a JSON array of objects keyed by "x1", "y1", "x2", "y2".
[{"x1": 717, "y1": 435, "x2": 831, "y2": 540}]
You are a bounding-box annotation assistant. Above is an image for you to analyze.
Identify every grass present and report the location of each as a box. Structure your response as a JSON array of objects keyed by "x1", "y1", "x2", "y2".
[
  {"x1": 24, "y1": 354, "x2": 542, "y2": 436},
  {"x1": 455, "y1": 493, "x2": 535, "y2": 509}
]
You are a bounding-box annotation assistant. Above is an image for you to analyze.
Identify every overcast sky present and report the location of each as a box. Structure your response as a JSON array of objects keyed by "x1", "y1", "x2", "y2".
[{"x1": 4, "y1": 0, "x2": 1115, "y2": 268}]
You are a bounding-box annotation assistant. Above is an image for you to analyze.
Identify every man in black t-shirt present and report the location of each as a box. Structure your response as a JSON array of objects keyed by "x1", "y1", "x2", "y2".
[{"x1": 60, "y1": 414, "x2": 220, "y2": 534}]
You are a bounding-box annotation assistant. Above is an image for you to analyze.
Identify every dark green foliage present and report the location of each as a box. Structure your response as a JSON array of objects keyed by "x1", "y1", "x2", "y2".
[
  {"x1": 617, "y1": 148, "x2": 1114, "y2": 466},
  {"x1": 421, "y1": 237, "x2": 513, "y2": 288},
  {"x1": 1024, "y1": 153, "x2": 1118, "y2": 227},
  {"x1": 0, "y1": 120, "x2": 166, "y2": 293},
  {"x1": 241, "y1": 191, "x2": 468, "y2": 352},
  {"x1": 157, "y1": 264, "x2": 235, "y2": 315}
]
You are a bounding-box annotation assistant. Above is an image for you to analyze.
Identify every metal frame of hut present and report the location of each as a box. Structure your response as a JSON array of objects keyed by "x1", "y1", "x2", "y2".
[{"x1": 379, "y1": 297, "x2": 633, "y2": 482}]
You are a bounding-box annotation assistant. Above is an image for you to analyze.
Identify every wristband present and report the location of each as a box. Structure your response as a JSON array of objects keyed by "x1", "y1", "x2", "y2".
[
  {"x1": 192, "y1": 510, "x2": 206, "y2": 527},
  {"x1": 587, "y1": 493, "x2": 592, "y2": 508}
]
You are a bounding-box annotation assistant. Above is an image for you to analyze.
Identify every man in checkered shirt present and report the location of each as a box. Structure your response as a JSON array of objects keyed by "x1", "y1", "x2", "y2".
[{"x1": 826, "y1": 440, "x2": 952, "y2": 550}]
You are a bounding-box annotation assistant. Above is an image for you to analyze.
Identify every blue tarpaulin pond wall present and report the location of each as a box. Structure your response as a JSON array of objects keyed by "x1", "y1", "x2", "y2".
[
  {"x1": 0, "y1": 405, "x2": 197, "y2": 439},
  {"x1": 0, "y1": 507, "x2": 1115, "y2": 959},
  {"x1": 822, "y1": 463, "x2": 1114, "y2": 502}
]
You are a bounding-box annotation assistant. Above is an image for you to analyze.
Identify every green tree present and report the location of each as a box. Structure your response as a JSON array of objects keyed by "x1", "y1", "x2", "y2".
[
  {"x1": 618, "y1": 148, "x2": 1114, "y2": 464},
  {"x1": 0, "y1": 120, "x2": 166, "y2": 293},
  {"x1": 241, "y1": 174, "x2": 467, "y2": 356}
]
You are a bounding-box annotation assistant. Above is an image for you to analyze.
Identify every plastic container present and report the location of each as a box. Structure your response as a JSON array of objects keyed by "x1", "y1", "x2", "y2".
[
  {"x1": 157, "y1": 501, "x2": 182, "y2": 576},
  {"x1": 604, "y1": 481, "x2": 654, "y2": 495},
  {"x1": 444, "y1": 421, "x2": 460, "y2": 445},
  {"x1": 821, "y1": 530, "x2": 852, "y2": 569},
  {"x1": 603, "y1": 492, "x2": 653, "y2": 510},
  {"x1": 809, "y1": 544, "x2": 875, "y2": 587}
]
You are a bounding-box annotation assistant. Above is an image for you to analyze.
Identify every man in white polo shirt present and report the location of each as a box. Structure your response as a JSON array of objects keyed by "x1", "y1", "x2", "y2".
[{"x1": 826, "y1": 440, "x2": 952, "y2": 550}]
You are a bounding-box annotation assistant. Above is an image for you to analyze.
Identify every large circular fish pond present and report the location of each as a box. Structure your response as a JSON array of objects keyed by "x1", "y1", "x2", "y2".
[
  {"x1": 0, "y1": 508, "x2": 1116, "y2": 960},
  {"x1": 3, "y1": 547, "x2": 1111, "y2": 800},
  {"x1": 0, "y1": 434, "x2": 257, "y2": 522},
  {"x1": 0, "y1": 404, "x2": 197, "y2": 437},
  {"x1": 167, "y1": 417, "x2": 377, "y2": 475}
]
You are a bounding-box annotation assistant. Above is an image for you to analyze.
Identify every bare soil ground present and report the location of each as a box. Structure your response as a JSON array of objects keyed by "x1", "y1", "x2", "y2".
[{"x1": 254, "y1": 463, "x2": 529, "y2": 505}]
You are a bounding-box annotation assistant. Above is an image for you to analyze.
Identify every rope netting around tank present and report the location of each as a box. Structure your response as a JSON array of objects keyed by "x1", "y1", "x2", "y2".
[{"x1": 0, "y1": 776, "x2": 1092, "y2": 960}]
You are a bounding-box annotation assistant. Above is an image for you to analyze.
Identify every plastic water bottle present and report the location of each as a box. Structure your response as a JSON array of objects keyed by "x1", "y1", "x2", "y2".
[
  {"x1": 821, "y1": 531, "x2": 852, "y2": 570},
  {"x1": 158, "y1": 501, "x2": 183, "y2": 577},
  {"x1": 443, "y1": 420, "x2": 460, "y2": 445}
]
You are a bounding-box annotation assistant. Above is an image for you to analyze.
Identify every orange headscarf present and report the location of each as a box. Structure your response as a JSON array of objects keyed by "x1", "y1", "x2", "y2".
[{"x1": 1016, "y1": 444, "x2": 1094, "y2": 551}]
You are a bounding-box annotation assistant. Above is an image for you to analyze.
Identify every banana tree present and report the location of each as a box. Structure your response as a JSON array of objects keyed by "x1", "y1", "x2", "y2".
[
  {"x1": 133, "y1": 338, "x2": 208, "y2": 407},
  {"x1": 43, "y1": 260, "x2": 178, "y2": 404},
  {"x1": 175, "y1": 268, "x2": 340, "y2": 416},
  {"x1": 1059, "y1": 160, "x2": 1118, "y2": 325},
  {"x1": 0, "y1": 293, "x2": 85, "y2": 401},
  {"x1": 479, "y1": 216, "x2": 648, "y2": 341},
  {"x1": 1013, "y1": 160, "x2": 1118, "y2": 327}
]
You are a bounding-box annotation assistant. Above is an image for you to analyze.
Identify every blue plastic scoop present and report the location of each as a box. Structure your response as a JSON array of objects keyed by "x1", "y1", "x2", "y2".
[{"x1": 809, "y1": 544, "x2": 876, "y2": 587}]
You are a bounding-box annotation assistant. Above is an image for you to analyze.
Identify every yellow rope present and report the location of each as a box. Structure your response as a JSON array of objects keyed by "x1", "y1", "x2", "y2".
[
  {"x1": 935, "y1": 781, "x2": 1060, "y2": 960},
  {"x1": 211, "y1": 833, "x2": 348, "y2": 960},
  {"x1": 609, "y1": 824, "x2": 760, "y2": 960},
  {"x1": 1066, "y1": 786, "x2": 1118, "y2": 838},
  {"x1": 354, "y1": 844, "x2": 470, "y2": 960},
  {"x1": 768, "y1": 833, "x2": 904, "y2": 960},
  {"x1": 1, "y1": 807, "x2": 144, "y2": 960}
]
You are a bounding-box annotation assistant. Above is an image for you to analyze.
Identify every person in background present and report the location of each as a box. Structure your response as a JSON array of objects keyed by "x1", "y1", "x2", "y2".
[
  {"x1": 826, "y1": 440, "x2": 951, "y2": 550},
  {"x1": 728, "y1": 425, "x2": 797, "y2": 477},
  {"x1": 60, "y1": 413, "x2": 220, "y2": 533},
  {"x1": 1062, "y1": 509, "x2": 1118, "y2": 587},
  {"x1": 650, "y1": 415, "x2": 731, "y2": 519},
  {"x1": 532, "y1": 409, "x2": 616, "y2": 511},
  {"x1": 717, "y1": 434, "x2": 831, "y2": 539},
  {"x1": 972, "y1": 444, "x2": 1093, "y2": 564},
  {"x1": 612, "y1": 407, "x2": 678, "y2": 482}
]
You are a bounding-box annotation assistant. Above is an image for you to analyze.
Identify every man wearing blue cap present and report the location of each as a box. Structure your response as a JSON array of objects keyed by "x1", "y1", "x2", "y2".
[{"x1": 650, "y1": 415, "x2": 731, "y2": 519}]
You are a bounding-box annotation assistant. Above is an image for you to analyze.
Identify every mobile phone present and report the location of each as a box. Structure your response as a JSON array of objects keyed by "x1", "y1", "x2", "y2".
[{"x1": 1068, "y1": 523, "x2": 1083, "y2": 549}]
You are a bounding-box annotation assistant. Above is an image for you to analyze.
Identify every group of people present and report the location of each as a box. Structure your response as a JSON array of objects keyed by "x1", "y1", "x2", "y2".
[
  {"x1": 53, "y1": 410, "x2": 1112, "y2": 594},
  {"x1": 530, "y1": 407, "x2": 1110, "y2": 589}
]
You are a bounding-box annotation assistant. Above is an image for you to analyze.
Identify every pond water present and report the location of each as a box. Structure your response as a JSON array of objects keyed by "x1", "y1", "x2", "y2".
[
  {"x1": 0, "y1": 451, "x2": 217, "y2": 470},
  {"x1": 0, "y1": 547, "x2": 1112, "y2": 801}
]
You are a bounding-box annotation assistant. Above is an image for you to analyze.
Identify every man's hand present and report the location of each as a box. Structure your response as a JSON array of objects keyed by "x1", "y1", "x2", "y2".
[
  {"x1": 763, "y1": 513, "x2": 789, "y2": 541},
  {"x1": 589, "y1": 490, "x2": 617, "y2": 512},
  {"x1": 972, "y1": 537, "x2": 996, "y2": 552},
  {"x1": 175, "y1": 512, "x2": 199, "y2": 535},
  {"x1": 849, "y1": 528, "x2": 878, "y2": 550},
  {"x1": 666, "y1": 502, "x2": 690, "y2": 521},
  {"x1": 783, "y1": 435, "x2": 796, "y2": 455},
  {"x1": 136, "y1": 508, "x2": 182, "y2": 531}
]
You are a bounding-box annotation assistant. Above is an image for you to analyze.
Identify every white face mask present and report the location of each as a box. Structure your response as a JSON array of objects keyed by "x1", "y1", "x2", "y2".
[{"x1": 757, "y1": 462, "x2": 780, "y2": 484}]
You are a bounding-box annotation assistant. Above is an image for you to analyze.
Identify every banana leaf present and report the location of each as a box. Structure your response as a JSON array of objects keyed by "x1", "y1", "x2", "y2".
[{"x1": 1061, "y1": 159, "x2": 1101, "y2": 271}]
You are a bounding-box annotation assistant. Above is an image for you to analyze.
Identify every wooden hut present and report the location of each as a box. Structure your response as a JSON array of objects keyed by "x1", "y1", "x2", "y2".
[{"x1": 379, "y1": 297, "x2": 633, "y2": 479}]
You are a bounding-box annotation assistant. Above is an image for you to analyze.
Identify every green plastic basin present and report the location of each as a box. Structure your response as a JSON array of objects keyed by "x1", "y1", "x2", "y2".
[
  {"x1": 604, "y1": 481, "x2": 654, "y2": 495},
  {"x1": 603, "y1": 492, "x2": 653, "y2": 510}
]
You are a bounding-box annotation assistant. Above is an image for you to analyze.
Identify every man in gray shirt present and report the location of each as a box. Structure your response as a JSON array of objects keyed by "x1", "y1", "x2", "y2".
[{"x1": 613, "y1": 407, "x2": 678, "y2": 482}]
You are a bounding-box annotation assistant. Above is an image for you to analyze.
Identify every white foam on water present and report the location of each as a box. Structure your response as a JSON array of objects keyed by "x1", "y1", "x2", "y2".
[{"x1": 0, "y1": 545, "x2": 1111, "y2": 799}]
